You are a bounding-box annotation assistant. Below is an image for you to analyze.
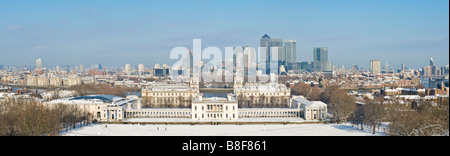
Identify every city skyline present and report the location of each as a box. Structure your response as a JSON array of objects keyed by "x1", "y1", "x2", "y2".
[{"x1": 0, "y1": 0, "x2": 449, "y2": 69}]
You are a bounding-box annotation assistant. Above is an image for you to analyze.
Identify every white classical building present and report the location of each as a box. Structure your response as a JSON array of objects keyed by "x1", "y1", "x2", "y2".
[
  {"x1": 141, "y1": 82, "x2": 199, "y2": 108},
  {"x1": 234, "y1": 82, "x2": 291, "y2": 107},
  {"x1": 293, "y1": 97, "x2": 328, "y2": 120},
  {"x1": 45, "y1": 95, "x2": 139, "y2": 121},
  {"x1": 191, "y1": 93, "x2": 238, "y2": 120}
]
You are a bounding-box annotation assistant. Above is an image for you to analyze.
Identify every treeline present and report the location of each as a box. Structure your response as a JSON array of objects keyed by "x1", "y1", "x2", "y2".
[
  {"x1": 291, "y1": 83, "x2": 449, "y2": 136},
  {"x1": 0, "y1": 99, "x2": 92, "y2": 136},
  {"x1": 352, "y1": 97, "x2": 449, "y2": 136},
  {"x1": 69, "y1": 84, "x2": 130, "y2": 97}
]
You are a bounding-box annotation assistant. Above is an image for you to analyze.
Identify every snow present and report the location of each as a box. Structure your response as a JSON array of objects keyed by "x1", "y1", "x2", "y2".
[{"x1": 62, "y1": 122, "x2": 388, "y2": 136}]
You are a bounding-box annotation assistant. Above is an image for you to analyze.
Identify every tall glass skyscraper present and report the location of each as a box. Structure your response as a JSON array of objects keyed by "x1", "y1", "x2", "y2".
[
  {"x1": 313, "y1": 47, "x2": 329, "y2": 72},
  {"x1": 285, "y1": 40, "x2": 296, "y2": 64},
  {"x1": 260, "y1": 34, "x2": 283, "y2": 74},
  {"x1": 260, "y1": 34, "x2": 272, "y2": 62}
]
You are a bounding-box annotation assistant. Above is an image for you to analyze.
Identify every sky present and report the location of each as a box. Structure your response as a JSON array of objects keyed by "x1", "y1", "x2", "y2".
[{"x1": 0, "y1": 0, "x2": 448, "y2": 69}]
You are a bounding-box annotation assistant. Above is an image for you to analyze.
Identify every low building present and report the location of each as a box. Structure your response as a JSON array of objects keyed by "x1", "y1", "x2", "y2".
[
  {"x1": 141, "y1": 82, "x2": 198, "y2": 108},
  {"x1": 191, "y1": 93, "x2": 238, "y2": 120},
  {"x1": 234, "y1": 82, "x2": 291, "y2": 107},
  {"x1": 293, "y1": 97, "x2": 328, "y2": 120},
  {"x1": 45, "y1": 95, "x2": 139, "y2": 121}
]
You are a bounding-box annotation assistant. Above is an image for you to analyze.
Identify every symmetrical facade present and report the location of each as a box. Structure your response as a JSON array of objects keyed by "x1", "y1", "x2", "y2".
[
  {"x1": 293, "y1": 97, "x2": 327, "y2": 120},
  {"x1": 141, "y1": 82, "x2": 199, "y2": 108},
  {"x1": 234, "y1": 82, "x2": 291, "y2": 108},
  {"x1": 191, "y1": 93, "x2": 238, "y2": 120}
]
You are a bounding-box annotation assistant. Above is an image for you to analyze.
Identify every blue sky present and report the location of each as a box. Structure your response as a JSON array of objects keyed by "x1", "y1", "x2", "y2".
[{"x1": 0, "y1": 0, "x2": 448, "y2": 69}]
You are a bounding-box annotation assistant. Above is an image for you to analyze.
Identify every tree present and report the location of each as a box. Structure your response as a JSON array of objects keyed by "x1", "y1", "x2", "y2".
[
  {"x1": 308, "y1": 87, "x2": 322, "y2": 101},
  {"x1": 351, "y1": 104, "x2": 365, "y2": 130},
  {"x1": 324, "y1": 86, "x2": 355, "y2": 124},
  {"x1": 387, "y1": 99, "x2": 449, "y2": 136},
  {"x1": 364, "y1": 97, "x2": 386, "y2": 134}
]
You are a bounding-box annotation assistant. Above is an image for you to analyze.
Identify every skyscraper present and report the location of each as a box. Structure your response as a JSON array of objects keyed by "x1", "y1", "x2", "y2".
[
  {"x1": 36, "y1": 58, "x2": 42, "y2": 68},
  {"x1": 271, "y1": 38, "x2": 284, "y2": 62},
  {"x1": 260, "y1": 34, "x2": 283, "y2": 74},
  {"x1": 138, "y1": 64, "x2": 145, "y2": 75},
  {"x1": 260, "y1": 34, "x2": 271, "y2": 62},
  {"x1": 370, "y1": 60, "x2": 381, "y2": 74},
  {"x1": 313, "y1": 47, "x2": 330, "y2": 73},
  {"x1": 285, "y1": 40, "x2": 296, "y2": 65},
  {"x1": 124, "y1": 64, "x2": 131, "y2": 75}
]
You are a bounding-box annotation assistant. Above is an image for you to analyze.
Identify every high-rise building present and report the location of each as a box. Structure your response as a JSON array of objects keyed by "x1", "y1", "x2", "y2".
[
  {"x1": 36, "y1": 58, "x2": 42, "y2": 68},
  {"x1": 430, "y1": 58, "x2": 436, "y2": 66},
  {"x1": 400, "y1": 64, "x2": 406, "y2": 73},
  {"x1": 124, "y1": 64, "x2": 131, "y2": 75},
  {"x1": 312, "y1": 47, "x2": 331, "y2": 73},
  {"x1": 138, "y1": 64, "x2": 145, "y2": 75},
  {"x1": 370, "y1": 60, "x2": 381, "y2": 74},
  {"x1": 271, "y1": 38, "x2": 284, "y2": 63},
  {"x1": 442, "y1": 65, "x2": 449, "y2": 75},
  {"x1": 260, "y1": 34, "x2": 272, "y2": 63},
  {"x1": 285, "y1": 40, "x2": 296, "y2": 66},
  {"x1": 260, "y1": 34, "x2": 283, "y2": 74}
]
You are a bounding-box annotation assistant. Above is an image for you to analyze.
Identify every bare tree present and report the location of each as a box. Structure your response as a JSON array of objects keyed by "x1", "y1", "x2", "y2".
[{"x1": 364, "y1": 97, "x2": 386, "y2": 134}]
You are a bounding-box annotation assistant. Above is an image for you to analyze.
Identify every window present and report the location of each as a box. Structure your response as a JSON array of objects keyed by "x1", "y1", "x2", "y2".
[{"x1": 195, "y1": 106, "x2": 197, "y2": 110}]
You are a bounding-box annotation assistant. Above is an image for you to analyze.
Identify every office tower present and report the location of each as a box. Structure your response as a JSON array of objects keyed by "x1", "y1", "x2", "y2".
[
  {"x1": 401, "y1": 64, "x2": 405, "y2": 73},
  {"x1": 430, "y1": 58, "x2": 436, "y2": 66},
  {"x1": 80, "y1": 65, "x2": 84, "y2": 72},
  {"x1": 313, "y1": 47, "x2": 330, "y2": 72},
  {"x1": 124, "y1": 64, "x2": 131, "y2": 75},
  {"x1": 385, "y1": 62, "x2": 389, "y2": 71},
  {"x1": 138, "y1": 64, "x2": 145, "y2": 75},
  {"x1": 260, "y1": 34, "x2": 283, "y2": 74},
  {"x1": 271, "y1": 38, "x2": 284, "y2": 63},
  {"x1": 443, "y1": 65, "x2": 449, "y2": 75},
  {"x1": 260, "y1": 34, "x2": 272, "y2": 63},
  {"x1": 36, "y1": 58, "x2": 42, "y2": 68},
  {"x1": 285, "y1": 40, "x2": 297, "y2": 66},
  {"x1": 0, "y1": 64, "x2": 4, "y2": 70},
  {"x1": 370, "y1": 60, "x2": 381, "y2": 74}
]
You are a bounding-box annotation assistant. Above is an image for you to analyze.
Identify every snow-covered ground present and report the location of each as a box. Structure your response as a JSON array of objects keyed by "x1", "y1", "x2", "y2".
[{"x1": 62, "y1": 122, "x2": 388, "y2": 136}]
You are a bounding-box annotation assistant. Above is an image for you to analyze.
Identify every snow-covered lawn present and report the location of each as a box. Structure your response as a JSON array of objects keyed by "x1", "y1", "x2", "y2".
[{"x1": 62, "y1": 123, "x2": 388, "y2": 136}]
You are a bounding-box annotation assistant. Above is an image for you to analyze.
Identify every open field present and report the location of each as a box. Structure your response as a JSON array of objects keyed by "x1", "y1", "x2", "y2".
[{"x1": 62, "y1": 122, "x2": 388, "y2": 136}]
